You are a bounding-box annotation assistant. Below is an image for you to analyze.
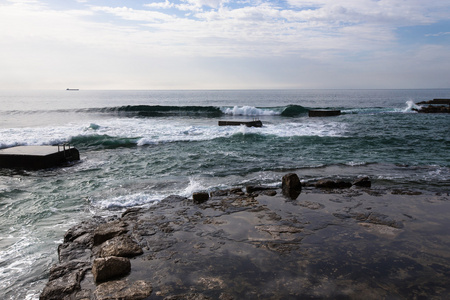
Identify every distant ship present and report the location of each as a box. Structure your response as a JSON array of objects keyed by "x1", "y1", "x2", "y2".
[{"x1": 66, "y1": 88, "x2": 79, "y2": 91}]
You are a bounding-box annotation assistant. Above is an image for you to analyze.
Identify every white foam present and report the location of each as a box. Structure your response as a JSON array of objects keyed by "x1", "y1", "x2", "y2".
[
  {"x1": 402, "y1": 100, "x2": 421, "y2": 113},
  {"x1": 260, "y1": 121, "x2": 347, "y2": 137},
  {"x1": 181, "y1": 176, "x2": 208, "y2": 197},
  {"x1": 94, "y1": 193, "x2": 161, "y2": 209},
  {"x1": 0, "y1": 114, "x2": 348, "y2": 149},
  {"x1": 221, "y1": 106, "x2": 279, "y2": 116}
]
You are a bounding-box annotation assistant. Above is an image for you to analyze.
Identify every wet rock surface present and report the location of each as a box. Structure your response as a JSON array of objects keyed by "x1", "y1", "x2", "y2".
[
  {"x1": 92, "y1": 256, "x2": 131, "y2": 283},
  {"x1": 41, "y1": 180, "x2": 450, "y2": 299}
]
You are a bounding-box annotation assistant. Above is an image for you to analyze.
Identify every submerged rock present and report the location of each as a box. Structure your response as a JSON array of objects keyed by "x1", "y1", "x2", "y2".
[
  {"x1": 315, "y1": 179, "x2": 352, "y2": 189},
  {"x1": 353, "y1": 176, "x2": 371, "y2": 188},
  {"x1": 94, "y1": 280, "x2": 152, "y2": 300}
]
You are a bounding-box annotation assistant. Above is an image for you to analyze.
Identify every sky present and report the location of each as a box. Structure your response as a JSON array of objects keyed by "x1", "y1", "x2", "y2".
[{"x1": 1, "y1": 0, "x2": 450, "y2": 90}]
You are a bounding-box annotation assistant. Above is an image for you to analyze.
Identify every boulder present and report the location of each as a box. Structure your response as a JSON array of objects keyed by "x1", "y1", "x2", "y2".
[
  {"x1": 100, "y1": 235, "x2": 143, "y2": 258},
  {"x1": 93, "y1": 220, "x2": 128, "y2": 246},
  {"x1": 92, "y1": 256, "x2": 131, "y2": 283},
  {"x1": 315, "y1": 179, "x2": 352, "y2": 189},
  {"x1": 94, "y1": 280, "x2": 152, "y2": 300},
  {"x1": 282, "y1": 173, "x2": 302, "y2": 199},
  {"x1": 353, "y1": 177, "x2": 371, "y2": 187},
  {"x1": 193, "y1": 192, "x2": 209, "y2": 204}
]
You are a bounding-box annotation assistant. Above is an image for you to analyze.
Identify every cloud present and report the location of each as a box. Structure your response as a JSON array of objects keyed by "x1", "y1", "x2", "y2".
[
  {"x1": 144, "y1": 0, "x2": 174, "y2": 9},
  {"x1": 426, "y1": 31, "x2": 450, "y2": 37},
  {"x1": 1, "y1": 0, "x2": 450, "y2": 89},
  {"x1": 182, "y1": 0, "x2": 228, "y2": 9}
]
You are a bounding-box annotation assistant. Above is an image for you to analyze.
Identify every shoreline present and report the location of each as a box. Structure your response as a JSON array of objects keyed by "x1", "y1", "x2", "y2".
[{"x1": 40, "y1": 177, "x2": 450, "y2": 299}]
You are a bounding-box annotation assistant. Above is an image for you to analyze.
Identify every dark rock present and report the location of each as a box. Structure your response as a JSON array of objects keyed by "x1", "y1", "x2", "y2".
[
  {"x1": 121, "y1": 207, "x2": 143, "y2": 219},
  {"x1": 63, "y1": 217, "x2": 105, "y2": 244},
  {"x1": 353, "y1": 177, "x2": 371, "y2": 187},
  {"x1": 40, "y1": 271, "x2": 82, "y2": 300},
  {"x1": 164, "y1": 293, "x2": 212, "y2": 300},
  {"x1": 48, "y1": 260, "x2": 90, "y2": 281},
  {"x1": 58, "y1": 241, "x2": 92, "y2": 263},
  {"x1": 99, "y1": 235, "x2": 143, "y2": 258},
  {"x1": 282, "y1": 173, "x2": 302, "y2": 199},
  {"x1": 263, "y1": 190, "x2": 277, "y2": 196},
  {"x1": 94, "y1": 280, "x2": 152, "y2": 300},
  {"x1": 92, "y1": 256, "x2": 131, "y2": 283},
  {"x1": 93, "y1": 220, "x2": 128, "y2": 246},
  {"x1": 246, "y1": 185, "x2": 272, "y2": 193},
  {"x1": 414, "y1": 102, "x2": 450, "y2": 113},
  {"x1": 230, "y1": 187, "x2": 244, "y2": 194},
  {"x1": 308, "y1": 110, "x2": 341, "y2": 117},
  {"x1": 315, "y1": 179, "x2": 352, "y2": 189},
  {"x1": 193, "y1": 192, "x2": 209, "y2": 204}
]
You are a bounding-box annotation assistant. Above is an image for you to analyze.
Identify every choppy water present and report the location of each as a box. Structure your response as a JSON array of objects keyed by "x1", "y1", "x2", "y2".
[{"x1": 0, "y1": 89, "x2": 449, "y2": 299}]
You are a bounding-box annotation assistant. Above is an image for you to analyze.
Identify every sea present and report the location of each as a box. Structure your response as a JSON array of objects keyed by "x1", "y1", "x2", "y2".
[{"x1": 0, "y1": 89, "x2": 449, "y2": 299}]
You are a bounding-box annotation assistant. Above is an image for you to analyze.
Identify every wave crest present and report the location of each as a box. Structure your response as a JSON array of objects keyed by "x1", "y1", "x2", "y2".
[
  {"x1": 281, "y1": 105, "x2": 309, "y2": 117},
  {"x1": 104, "y1": 105, "x2": 223, "y2": 118}
]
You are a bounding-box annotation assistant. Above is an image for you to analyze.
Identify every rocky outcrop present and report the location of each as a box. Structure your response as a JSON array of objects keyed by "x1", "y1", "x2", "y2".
[
  {"x1": 315, "y1": 179, "x2": 352, "y2": 189},
  {"x1": 246, "y1": 185, "x2": 274, "y2": 194},
  {"x1": 41, "y1": 174, "x2": 446, "y2": 299},
  {"x1": 353, "y1": 176, "x2": 371, "y2": 187},
  {"x1": 415, "y1": 105, "x2": 450, "y2": 113},
  {"x1": 414, "y1": 99, "x2": 450, "y2": 113},
  {"x1": 40, "y1": 215, "x2": 145, "y2": 300}
]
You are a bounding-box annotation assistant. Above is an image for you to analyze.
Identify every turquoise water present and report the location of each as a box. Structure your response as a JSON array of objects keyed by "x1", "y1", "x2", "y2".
[{"x1": 0, "y1": 89, "x2": 449, "y2": 299}]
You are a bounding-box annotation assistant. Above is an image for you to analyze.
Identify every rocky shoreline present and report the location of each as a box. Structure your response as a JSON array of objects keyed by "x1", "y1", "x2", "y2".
[
  {"x1": 414, "y1": 99, "x2": 450, "y2": 113},
  {"x1": 40, "y1": 174, "x2": 450, "y2": 299}
]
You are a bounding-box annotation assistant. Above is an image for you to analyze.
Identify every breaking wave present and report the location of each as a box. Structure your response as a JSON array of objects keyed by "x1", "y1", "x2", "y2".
[{"x1": 86, "y1": 105, "x2": 310, "y2": 118}]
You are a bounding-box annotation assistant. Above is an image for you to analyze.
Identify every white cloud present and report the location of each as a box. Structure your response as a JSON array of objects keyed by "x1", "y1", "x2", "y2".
[
  {"x1": 182, "y1": 0, "x2": 228, "y2": 9},
  {"x1": 426, "y1": 32, "x2": 450, "y2": 37},
  {"x1": 1, "y1": 0, "x2": 450, "y2": 89},
  {"x1": 144, "y1": 0, "x2": 174, "y2": 9}
]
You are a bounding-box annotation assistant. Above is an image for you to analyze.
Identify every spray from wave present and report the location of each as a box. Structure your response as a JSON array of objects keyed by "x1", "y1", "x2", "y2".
[{"x1": 402, "y1": 100, "x2": 421, "y2": 113}]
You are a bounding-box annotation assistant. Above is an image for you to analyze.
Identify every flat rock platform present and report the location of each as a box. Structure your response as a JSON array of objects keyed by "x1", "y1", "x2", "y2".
[
  {"x1": 41, "y1": 182, "x2": 450, "y2": 300},
  {"x1": 0, "y1": 145, "x2": 80, "y2": 169}
]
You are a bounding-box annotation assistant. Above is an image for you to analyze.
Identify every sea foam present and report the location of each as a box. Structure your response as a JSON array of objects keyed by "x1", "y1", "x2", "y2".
[{"x1": 222, "y1": 106, "x2": 279, "y2": 116}]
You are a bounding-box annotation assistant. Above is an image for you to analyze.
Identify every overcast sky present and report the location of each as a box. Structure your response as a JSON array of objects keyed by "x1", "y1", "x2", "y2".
[{"x1": 1, "y1": 0, "x2": 450, "y2": 89}]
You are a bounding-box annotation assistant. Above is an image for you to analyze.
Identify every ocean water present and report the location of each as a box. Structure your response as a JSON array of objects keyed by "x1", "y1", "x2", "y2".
[{"x1": 0, "y1": 89, "x2": 449, "y2": 299}]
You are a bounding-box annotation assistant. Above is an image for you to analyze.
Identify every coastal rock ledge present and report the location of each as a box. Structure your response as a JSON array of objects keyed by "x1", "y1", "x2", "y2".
[{"x1": 41, "y1": 175, "x2": 450, "y2": 299}]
